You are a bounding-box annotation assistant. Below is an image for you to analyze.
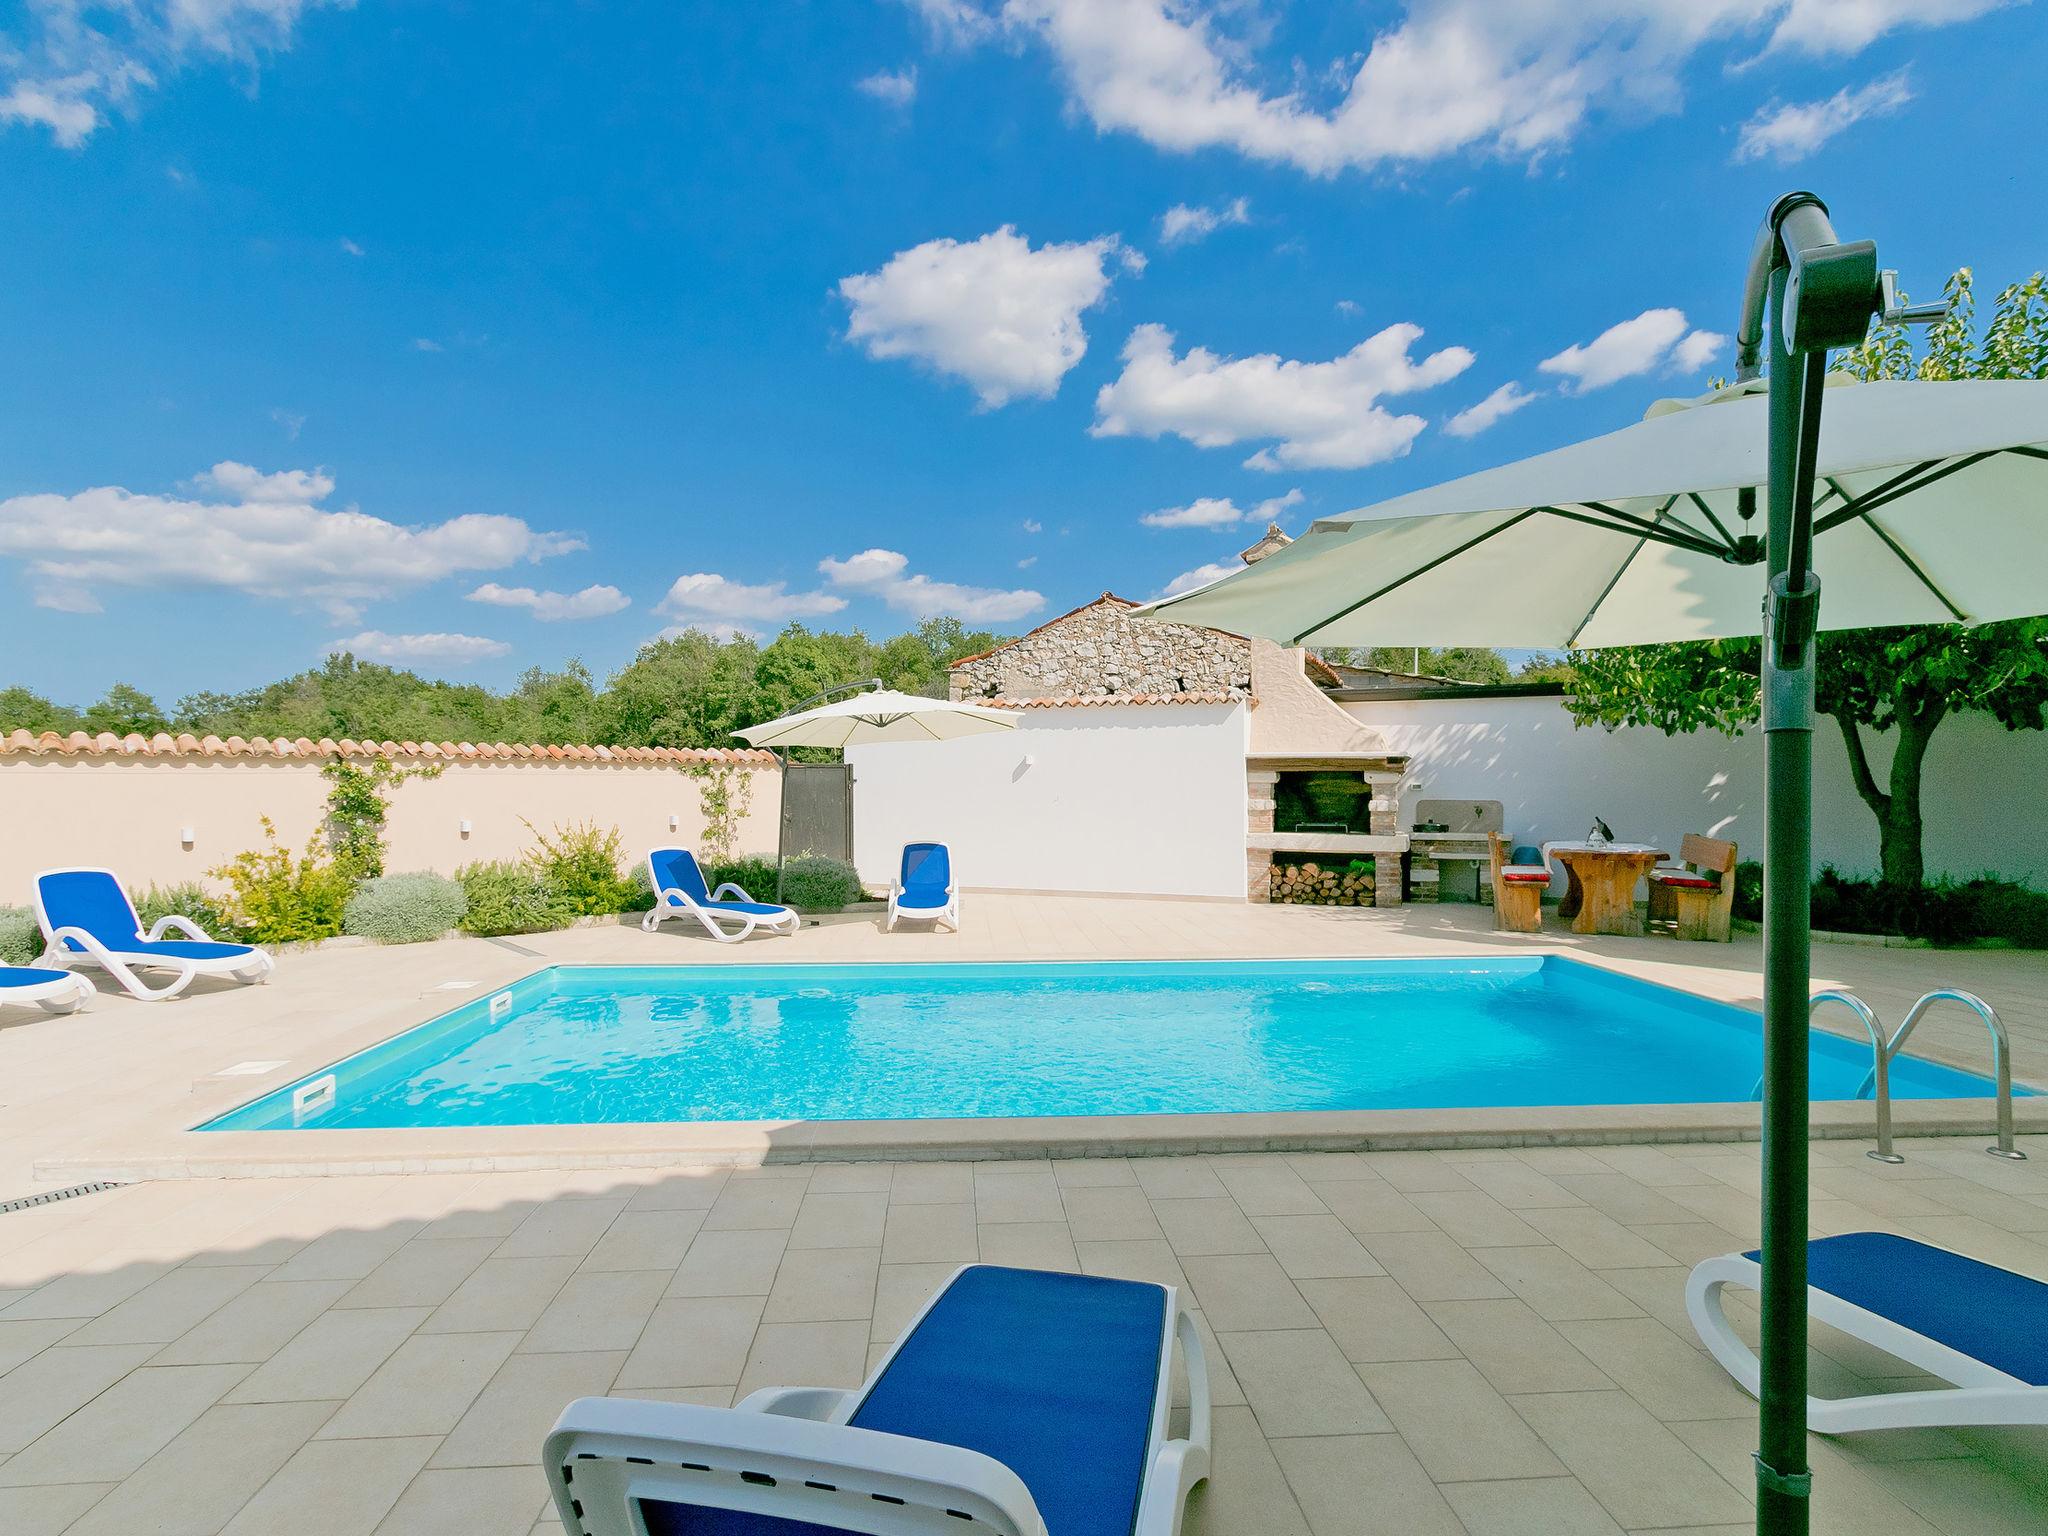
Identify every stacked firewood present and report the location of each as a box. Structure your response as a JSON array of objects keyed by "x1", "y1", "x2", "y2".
[{"x1": 1269, "y1": 860, "x2": 1375, "y2": 905}]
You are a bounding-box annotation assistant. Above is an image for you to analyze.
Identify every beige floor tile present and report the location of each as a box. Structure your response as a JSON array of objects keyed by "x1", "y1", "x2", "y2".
[
  {"x1": 0, "y1": 1360, "x2": 250, "y2": 1487},
  {"x1": 1133, "y1": 1156, "x2": 1227, "y2": 1200},
  {"x1": 1251, "y1": 1213, "x2": 1384, "y2": 1279},
  {"x1": 1553, "y1": 1171, "x2": 1705, "y2": 1226},
  {"x1": 1181, "y1": 1307, "x2": 1244, "y2": 1408},
  {"x1": 627, "y1": 1171, "x2": 731, "y2": 1212},
  {"x1": 1355, "y1": 1358, "x2": 1563, "y2": 1482},
  {"x1": 1152, "y1": 1197, "x2": 1266, "y2": 1256},
  {"x1": 1059, "y1": 1183, "x2": 1163, "y2": 1241},
  {"x1": 1420, "y1": 1298, "x2": 1612, "y2": 1394},
  {"x1": 66, "y1": 1263, "x2": 269, "y2": 1345},
  {"x1": 0, "y1": 1315, "x2": 83, "y2": 1373},
  {"x1": 1556, "y1": 1316, "x2": 1757, "y2": 1420},
  {"x1": 765, "y1": 1247, "x2": 881, "y2": 1323},
  {"x1": 0, "y1": 1341, "x2": 158, "y2": 1452},
  {"x1": 1296, "y1": 1276, "x2": 1459, "y2": 1364},
  {"x1": 268, "y1": 1227, "x2": 420, "y2": 1284},
  {"x1": 1520, "y1": 1207, "x2": 1676, "y2": 1269},
  {"x1": 1359, "y1": 1152, "x2": 1475, "y2": 1194},
  {"x1": 1, "y1": 1263, "x2": 170, "y2": 1321},
  {"x1": 333, "y1": 1236, "x2": 500, "y2": 1310},
  {"x1": 1667, "y1": 1417, "x2": 1947, "y2": 1536},
  {"x1": 1075, "y1": 1238, "x2": 1189, "y2": 1290},
  {"x1": 1866, "y1": 1450, "x2": 2048, "y2": 1536},
  {"x1": 735, "y1": 1320, "x2": 870, "y2": 1400},
  {"x1": 788, "y1": 1192, "x2": 888, "y2": 1250},
  {"x1": 578, "y1": 1209, "x2": 705, "y2": 1273},
  {"x1": 889, "y1": 1162, "x2": 973, "y2": 1204},
  {"x1": 414, "y1": 1203, "x2": 536, "y2": 1242},
  {"x1": 870, "y1": 1262, "x2": 953, "y2": 1341},
  {"x1": 520, "y1": 1269, "x2": 667, "y2": 1354},
  {"x1": 420, "y1": 1255, "x2": 578, "y2": 1333},
  {"x1": 226, "y1": 1305, "x2": 430, "y2": 1404},
  {"x1": 807, "y1": 1162, "x2": 895, "y2": 1194},
  {"x1": 1511, "y1": 1389, "x2": 1752, "y2": 1530},
  {"x1": 972, "y1": 1170, "x2": 1065, "y2": 1224},
  {"x1": 1356, "y1": 1230, "x2": 1511, "y2": 1302},
  {"x1": 1470, "y1": 1243, "x2": 1649, "y2": 1321},
  {"x1": 1053, "y1": 1157, "x2": 1136, "y2": 1188},
  {"x1": 369, "y1": 1464, "x2": 553, "y2": 1536},
  {"x1": 67, "y1": 1399, "x2": 338, "y2": 1536},
  {"x1": 665, "y1": 1228, "x2": 788, "y2": 1298},
  {"x1": 702, "y1": 1180, "x2": 806, "y2": 1233},
  {"x1": 1408, "y1": 1189, "x2": 1547, "y2": 1247},
  {"x1": 1630, "y1": 1221, "x2": 1749, "y2": 1267},
  {"x1": 496, "y1": 1197, "x2": 629, "y2": 1258},
  {"x1": 1455, "y1": 1159, "x2": 1588, "y2": 1210},
  {"x1": 1441, "y1": 1475, "x2": 1626, "y2": 1535},
  {"x1": 1271, "y1": 1432, "x2": 1463, "y2": 1536},
  {"x1": 881, "y1": 1202, "x2": 977, "y2": 1263},
  {"x1": 616, "y1": 1295, "x2": 764, "y2": 1389},
  {"x1": 316, "y1": 1329, "x2": 519, "y2": 1439},
  {"x1": 1183, "y1": 1405, "x2": 1310, "y2": 1536},
  {"x1": 0, "y1": 1482, "x2": 116, "y2": 1536},
  {"x1": 1219, "y1": 1328, "x2": 1390, "y2": 1436},
  {"x1": 1179, "y1": 1253, "x2": 1315, "y2": 1331},
  {"x1": 976, "y1": 1221, "x2": 1079, "y2": 1271},
  {"x1": 1211, "y1": 1157, "x2": 1326, "y2": 1216},
  {"x1": 430, "y1": 1349, "x2": 624, "y2": 1468},
  {"x1": 221, "y1": 1433, "x2": 438, "y2": 1536},
  {"x1": 154, "y1": 1278, "x2": 353, "y2": 1365},
  {"x1": 1311, "y1": 1180, "x2": 1439, "y2": 1236}
]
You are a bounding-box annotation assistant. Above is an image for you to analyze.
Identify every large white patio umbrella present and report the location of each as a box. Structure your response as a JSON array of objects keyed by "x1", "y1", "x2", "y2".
[
  {"x1": 1140, "y1": 193, "x2": 2048, "y2": 1536},
  {"x1": 734, "y1": 688, "x2": 1017, "y2": 749}
]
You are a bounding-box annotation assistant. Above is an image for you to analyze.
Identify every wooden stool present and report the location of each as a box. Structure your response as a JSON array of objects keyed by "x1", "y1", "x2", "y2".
[{"x1": 1489, "y1": 832, "x2": 1547, "y2": 933}]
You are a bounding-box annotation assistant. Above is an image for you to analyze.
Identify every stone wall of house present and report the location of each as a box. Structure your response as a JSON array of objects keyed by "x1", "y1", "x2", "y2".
[{"x1": 950, "y1": 596, "x2": 1251, "y2": 700}]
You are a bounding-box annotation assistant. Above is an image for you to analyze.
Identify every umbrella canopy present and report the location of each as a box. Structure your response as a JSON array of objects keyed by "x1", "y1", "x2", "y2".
[
  {"x1": 1138, "y1": 377, "x2": 2048, "y2": 647},
  {"x1": 734, "y1": 688, "x2": 1017, "y2": 750}
]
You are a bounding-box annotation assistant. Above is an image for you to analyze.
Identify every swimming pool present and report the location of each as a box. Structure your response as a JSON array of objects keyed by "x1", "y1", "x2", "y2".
[{"x1": 200, "y1": 957, "x2": 2015, "y2": 1132}]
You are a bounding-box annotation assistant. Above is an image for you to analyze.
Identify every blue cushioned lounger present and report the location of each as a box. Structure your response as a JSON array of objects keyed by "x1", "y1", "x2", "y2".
[
  {"x1": 32, "y1": 867, "x2": 273, "y2": 1002},
  {"x1": 0, "y1": 964, "x2": 92, "y2": 1014},
  {"x1": 1689, "y1": 1231, "x2": 2048, "y2": 1431},
  {"x1": 640, "y1": 848, "x2": 799, "y2": 944},
  {"x1": 543, "y1": 1263, "x2": 1212, "y2": 1536},
  {"x1": 886, "y1": 842, "x2": 958, "y2": 932}
]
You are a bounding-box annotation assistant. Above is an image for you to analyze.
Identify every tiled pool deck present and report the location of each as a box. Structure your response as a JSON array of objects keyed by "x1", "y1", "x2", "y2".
[{"x1": 0, "y1": 896, "x2": 2044, "y2": 1532}]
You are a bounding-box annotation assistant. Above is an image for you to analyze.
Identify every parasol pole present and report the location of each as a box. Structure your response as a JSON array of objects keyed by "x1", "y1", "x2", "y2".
[{"x1": 769, "y1": 677, "x2": 882, "y2": 903}]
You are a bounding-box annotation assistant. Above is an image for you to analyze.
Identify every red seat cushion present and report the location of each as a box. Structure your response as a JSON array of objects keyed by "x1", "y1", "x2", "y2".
[
  {"x1": 1501, "y1": 868, "x2": 1550, "y2": 883},
  {"x1": 1653, "y1": 873, "x2": 1719, "y2": 889}
]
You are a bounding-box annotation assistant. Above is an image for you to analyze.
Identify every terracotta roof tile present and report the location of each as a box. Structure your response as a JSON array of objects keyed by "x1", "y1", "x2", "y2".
[
  {"x1": 0, "y1": 728, "x2": 774, "y2": 767},
  {"x1": 996, "y1": 692, "x2": 1246, "y2": 709}
]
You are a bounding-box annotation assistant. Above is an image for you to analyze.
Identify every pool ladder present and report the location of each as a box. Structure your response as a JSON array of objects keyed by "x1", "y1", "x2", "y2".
[{"x1": 1798, "y1": 989, "x2": 2027, "y2": 1165}]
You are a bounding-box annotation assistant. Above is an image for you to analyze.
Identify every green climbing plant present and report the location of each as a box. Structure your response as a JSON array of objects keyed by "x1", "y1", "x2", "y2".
[
  {"x1": 686, "y1": 761, "x2": 756, "y2": 863},
  {"x1": 320, "y1": 755, "x2": 443, "y2": 882}
]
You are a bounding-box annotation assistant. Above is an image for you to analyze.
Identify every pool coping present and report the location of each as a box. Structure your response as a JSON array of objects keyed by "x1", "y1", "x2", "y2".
[{"x1": 35, "y1": 950, "x2": 2047, "y2": 1181}]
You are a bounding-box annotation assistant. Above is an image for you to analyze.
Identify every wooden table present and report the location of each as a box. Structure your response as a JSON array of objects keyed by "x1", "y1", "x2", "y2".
[{"x1": 1547, "y1": 842, "x2": 1666, "y2": 936}]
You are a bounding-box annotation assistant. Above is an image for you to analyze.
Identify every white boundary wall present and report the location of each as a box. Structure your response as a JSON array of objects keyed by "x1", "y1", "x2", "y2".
[
  {"x1": 847, "y1": 701, "x2": 1250, "y2": 899},
  {"x1": 1343, "y1": 693, "x2": 2048, "y2": 883}
]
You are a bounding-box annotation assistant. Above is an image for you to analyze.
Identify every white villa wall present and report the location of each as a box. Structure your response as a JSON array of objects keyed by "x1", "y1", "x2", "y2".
[
  {"x1": 846, "y1": 702, "x2": 1250, "y2": 899},
  {"x1": 1343, "y1": 694, "x2": 2048, "y2": 884}
]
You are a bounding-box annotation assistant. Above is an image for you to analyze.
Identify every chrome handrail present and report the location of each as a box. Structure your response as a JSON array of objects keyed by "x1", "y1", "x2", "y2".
[
  {"x1": 1856, "y1": 990, "x2": 2028, "y2": 1162},
  {"x1": 1809, "y1": 991, "x2": 1899, "y2": 1162}
]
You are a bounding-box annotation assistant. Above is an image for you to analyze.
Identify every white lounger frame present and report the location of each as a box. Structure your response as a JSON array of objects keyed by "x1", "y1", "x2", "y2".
[
  {"x1": 544, "y1": 1263, "x2": 1211, "y2": 1536},
  {"x1": 1688, "y1": 1250, "x2": 2048, "y2": 1432},
  {"x1": 886, "y1": 847, "x2": 960, "y2": 933},
  {"x1": 0, "y1": 969, "x2": 94, "y2": 1015},
  {"x1": 639, "y1": 851, "x2": 800, "y2": 944},
  {"x1": 33, "y1": 867, "x2": 274, "y2": 1003}
]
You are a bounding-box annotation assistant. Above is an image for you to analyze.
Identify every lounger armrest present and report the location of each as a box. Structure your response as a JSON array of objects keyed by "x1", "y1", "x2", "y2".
[
  {"x1": 711, "y1": 882, "x2": 753, "y2": 903},
  {"x1": 145, "y1": 914, "x2": 211, "y2": 942},
  {"x1": 654, "y1": 885, "x2": 697, "y2": 909},
  {"x1": 735, "y1": 1385, "x2": 854, "y2": 1421}
]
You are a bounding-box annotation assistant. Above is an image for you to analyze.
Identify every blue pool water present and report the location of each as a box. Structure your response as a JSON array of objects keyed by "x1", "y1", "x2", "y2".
[{"x1": 200, "y1": 958, "x2": 2016, "y2": 1131}]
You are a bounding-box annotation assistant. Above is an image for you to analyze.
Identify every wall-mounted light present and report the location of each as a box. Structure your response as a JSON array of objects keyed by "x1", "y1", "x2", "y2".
[
  {"x1": 1021, "y1": 755, "x2": 1036, "y2": 769},
  {"x1": 179, "y1": 826, "x2": 195, "y2": 848},
  {"x1": 458, "y1": 819, "x2": 473, "y2": 838},
  {"x1": 668, "y1": 813, "x2": 680, "y2": 832}
]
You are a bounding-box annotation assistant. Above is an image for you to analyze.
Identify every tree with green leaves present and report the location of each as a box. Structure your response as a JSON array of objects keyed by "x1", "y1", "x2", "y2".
[
  {"x1": 82, "y1": 682, "x2": 169, "y2": 736},
  {"x1": 1566, "y1": 269, "x2": 2048, "y2": 889},
  {"x1": 0, "y1": 686, "x2": 81, "y2": 735}
]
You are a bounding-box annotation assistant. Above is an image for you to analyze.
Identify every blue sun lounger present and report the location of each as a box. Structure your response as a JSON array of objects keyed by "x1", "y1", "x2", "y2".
[
  {"x1": 640, "y1": 848, "x2": 800, "y2": 943},
  {"x1": 1689, "y1": 1231, "x2": 2048, "y2": 1432},
  {"x1": 33, "y1": 867, "x2": 273, "y2": 1002},
  {"x1": 886, "y1": 841, "x2": 959, "y2": 932},
  {"x1": 0, "y1": 964, "x2": 93, "y2": 1015},
  {"x1": 544, "y1": 1263, "x2": 1211, "y2": 1536}
]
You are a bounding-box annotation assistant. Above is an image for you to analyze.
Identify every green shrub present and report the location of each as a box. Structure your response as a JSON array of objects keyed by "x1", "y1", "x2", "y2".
[
  {"x1": 0, "y1": 905, "x2": 40, "y2": 967},
  {"x1": 704, "y1": 855, "x2": 781, "y2": 902},
  {"x1": 133, "y1": 882, "x2": 229, "y2": 939},
  {"x1": 458, "y1": 861, "x2": 569, "y2": 936},
  {"x1": 344, "y1": 872, "x2": 469, "y2": 944},
  {"x1": 209, "y1": 818, "x2": 352, "y2": 944},
  {"x1": 1732, "y1": 860, "x2": 1763, "y2": 923},
  {"x1": 778, "y1": 853, "x2": 862, "y2": 914},
  {"x1": 1772, "y1": 865, "x2": 2048, "y2": 947},
  {"x1": 522, "y1": 819, "x2": 639, "y2": 916}
]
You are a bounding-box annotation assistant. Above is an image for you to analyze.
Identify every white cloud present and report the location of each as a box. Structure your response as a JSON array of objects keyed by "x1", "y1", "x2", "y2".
[
  {"x1": 1444, "y1": 381, "x2": 1539, "y2": 438},
  {"x1": 1092, "y1": 321, "x2": 1473, "y2": 471},
  {"x1": 655, "y1": 572, "x2": 848, "y2": 636},
  {"x1": 1736, "y1": 70, "x2": 1913, "y2": 161},
  {"x1": 340, "y1": 237, "x2": 364, "y2": 257},
  {"x1": 839, "y1": 226, "x2": 1129, "y2": 407},
  {"x1": 1538, "y1": 309, "x2": 1726, "y2": 392},
  {"x1": 819, "y1": 548, "x2": 1045, "y2": 622},
  {"x1": 1141, "y1": 487, "x2": 1302, "y2": 529},
  {"x1": 329, "y1": 631, "x2": 512, "y2": 665},
  {"x1": 1159, "y1": 196, "x2": 1249, "y2": 246},
  {"x1": 1335, "y1": 299, "x2": 1362, "y2": 317},
  {"x1": 467, "y1": 582, "x2": 631, "y2": 622},
  {"x1": 856, "y1": 66, "x2": 919, "y2": 107},
  {"x1": 270, "y1": 407, "x2": 307, "y2": 440},
  {"x1": 1158, "y1": 560, "x2": 1239, "y2": 598},
  {"x1": 35, "y1": 583, "x2": 102, "y2": 614},
  {"x1": 1, "y1": 1, "x2": 342, "y2": 148},
  {"x1": 904, "y1": 1, "x2": 2000, "y2": 177},
  {"x1": 1017, "y1": 554, "x2": 1038, "y2": 568},
  {"x1": 1022, "y1": 519, "x2": 1043, "y2": 534},
  {"x1": 411, "y1": 337, "x2": 444, "y2": 353},
  {"x1": 0, "y1": 463, "x2": 578, "y2": 620}
]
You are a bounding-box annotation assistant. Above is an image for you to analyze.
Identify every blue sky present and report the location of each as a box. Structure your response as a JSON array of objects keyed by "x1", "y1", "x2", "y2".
[{"x1": 3, "y1": 0, "x2": 2043, "y2": 707}]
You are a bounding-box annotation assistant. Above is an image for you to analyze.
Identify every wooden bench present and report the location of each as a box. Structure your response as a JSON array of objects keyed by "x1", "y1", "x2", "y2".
[
  {"x1": 1649, "y1": 833, "x2": 1738, "y2": 941},
  {"x1": 1488, "y1": 832, "x2": 1547, "y2": 933}
]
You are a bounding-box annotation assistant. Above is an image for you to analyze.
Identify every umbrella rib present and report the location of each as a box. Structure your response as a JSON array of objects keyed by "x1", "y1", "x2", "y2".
[
  {"x1": 1542, "y1": 504, "x2": 1727, "y2": 558},
  {"x1": 1685, "y1": 492, "x2": 1742, "y2": 553},
  {"x1": 1286, "y1": 509, "x2": 1539, "y2": 643},
  {"x1": 1859, "y1": 512, "x2": 1970, "y2": 623},
  {"x1": 1566, "y1": 519, "x2": 1659, "y2": 648},
  {"x1": 1810, "y1": 456, "x2": 1999, "y2": 535}
]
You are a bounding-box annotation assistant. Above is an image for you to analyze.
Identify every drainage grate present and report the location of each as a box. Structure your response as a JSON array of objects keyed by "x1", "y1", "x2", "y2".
[{"x1": 0, "y1": 1182, "x2": 124, "y2": 1215}]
